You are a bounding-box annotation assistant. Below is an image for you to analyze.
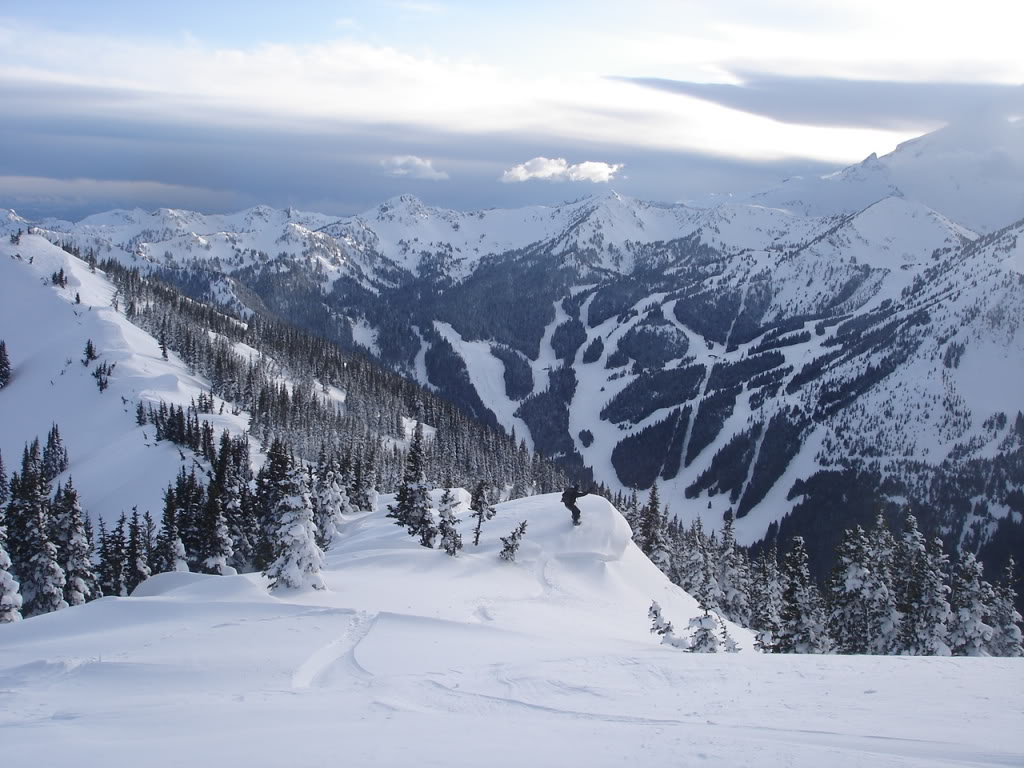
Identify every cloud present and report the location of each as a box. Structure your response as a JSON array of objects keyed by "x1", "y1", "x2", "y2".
[
  {"x1": 381, "y1": 155, "x2": 449, "y2": 180},
  {"x1": 618, "y1": 74, "x2": 1024, "y2": 131},
  {"x1": 502, "y1": 157, "x2": 623, "y2": 183}
]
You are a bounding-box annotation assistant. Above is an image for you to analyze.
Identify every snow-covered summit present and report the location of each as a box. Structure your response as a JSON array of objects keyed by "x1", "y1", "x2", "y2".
[{"x1": 751, "y1": 117, "x2": 1024, "y2": 233}]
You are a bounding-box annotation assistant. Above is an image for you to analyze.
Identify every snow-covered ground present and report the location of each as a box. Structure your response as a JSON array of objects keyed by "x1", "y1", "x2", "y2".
[{"x1": 1, "y1": 493, "x2": 1021, "y2": 768}]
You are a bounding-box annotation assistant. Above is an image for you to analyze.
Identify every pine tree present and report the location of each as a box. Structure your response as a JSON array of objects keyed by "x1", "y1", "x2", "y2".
[
  {"x1": 716, "y1": 513, "x2": 752, "y2": 626},
  {"x1": 312, "y1": 457, "x2": 352, "y2": 552},
  {"x1": 0, "y1": 450, "x2": 8, "y2": 508},
  {"x1": 41, "y1": 423, "x2": 69, "y2": 484},
  {"x1": 777, "y1": 537, "x2": 830, "y2": 654},
  {"x1": 387, "y1": 422, "x2": 434, "y2": 545},
  {"x1": 895, "y1": 517, "x2": 951, "y2": 655},
  {"x1": 125, "y1": 509, "x2": 152, "y2": 593},
  {"x1": 864, "y1": 512, "x2": 900, "y2": 654},
  {"x1": 0, "y1": 340, "x2": 10, "y2": 389},
  {"x1": 264, "y1": 458, "x2": 325, "y2": 591},
  {"x1": 6, "y1": 446, "x2": 67, "y2": 617},
  {"x1": 635, "y1": 483, "x2": 672, "y2": 575},
  {"x1": 153, "y1": 486, "x2": 189, "y2": 574},
  {"x1": 827, "y1": 526, "x2": 871, "y2": 654},
  {"x1": 0, "y1": 520, "x2": 23, "y2": 622},
  {"x1": 50, "y1": 479, "x2": 95, "y2": 606},
  {"x1": 97, "y1": 515, "x2": 128, "y2": 598},
  {"x1": 749, "y1": 543, "x2": 783, "y2": 652},
  {"x1": 200, "y1": 443, "x2": 236, "y2": 575},
  {"x1": 987, "y1": 558, "x2": 1023, "y2": 657},
  {"x1": 470, "y1": 480, "x2": 497, "y2": 546},
  {"x1": 82, "y1": 339, "x2": 98, "y2": 365},
  {"x1": 947, "y1": 552, "x2": 994, "y2": 656},
  {"x1": 648, "y1": 601, "x2": 687, "y2": 649},
  {"x1": 499, "y1": 521, "x2": 528, "y2": 562},
  {"x1": 437, "y1": 486, "x2": 463, "y2": 557}
]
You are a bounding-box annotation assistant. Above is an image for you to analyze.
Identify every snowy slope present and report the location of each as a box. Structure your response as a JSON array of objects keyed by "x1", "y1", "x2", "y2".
[
  {"x1": 0, "y1": 234, "x2": 253, "y2": 519},
  {"x1": 0, "y1": 493, "x2": 1020, "y2": 767}
]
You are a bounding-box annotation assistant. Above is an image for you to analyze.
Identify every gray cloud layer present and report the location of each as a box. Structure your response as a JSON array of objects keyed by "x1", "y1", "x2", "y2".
[{"x1": 618, "y1": 74, "x2": 1024, "y2": 130}]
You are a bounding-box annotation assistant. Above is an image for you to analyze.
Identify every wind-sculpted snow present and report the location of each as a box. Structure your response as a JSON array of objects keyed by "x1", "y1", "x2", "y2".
[{"x1": 0, "y1": 493, "x2": 1021, "y2": 767}]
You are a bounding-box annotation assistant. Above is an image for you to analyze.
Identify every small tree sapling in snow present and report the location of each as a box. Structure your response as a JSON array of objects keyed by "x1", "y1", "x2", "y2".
[
  {"x1": 499, "y1": 521, "x2": 528, "y2": 562},
  {"x1": 648, "y1": 601, "x2": 687, "y2": 649},
  {"x1": 470, "y1": 480, "x2": 497, "y2": 546}
]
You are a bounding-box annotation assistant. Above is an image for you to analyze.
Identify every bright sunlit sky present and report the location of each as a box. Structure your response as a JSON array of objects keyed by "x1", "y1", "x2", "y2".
[{"x1": 1, "y1": 0, "x2": 1021, "y2": 218}]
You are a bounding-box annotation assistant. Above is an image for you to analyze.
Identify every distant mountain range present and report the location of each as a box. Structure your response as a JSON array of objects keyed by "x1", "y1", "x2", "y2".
[{"x1": 4, "y1": 117, "x2": 1022, "y2": 576}]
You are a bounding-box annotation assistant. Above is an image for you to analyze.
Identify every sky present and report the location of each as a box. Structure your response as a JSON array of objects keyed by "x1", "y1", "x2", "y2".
[{"x1": 0, "y1": 0, "x2": 1022, "y2": 219}]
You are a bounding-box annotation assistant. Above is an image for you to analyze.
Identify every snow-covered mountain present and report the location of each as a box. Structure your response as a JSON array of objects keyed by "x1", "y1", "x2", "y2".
[
  {"x1": 750, "y1": 117, "x2": 1024, "y2": 234},
  {"x1": 5, "y1": 118, "x2": 1023, "y2": 569}
]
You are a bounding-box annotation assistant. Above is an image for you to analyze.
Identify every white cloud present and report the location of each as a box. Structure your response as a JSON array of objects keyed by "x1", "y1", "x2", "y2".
[
  {"x1": 381, "y1": 155, "x2": 449, "y2": 180},
  {"x1": 501, "y1": 158, "x2": 623, "y2": 183}
]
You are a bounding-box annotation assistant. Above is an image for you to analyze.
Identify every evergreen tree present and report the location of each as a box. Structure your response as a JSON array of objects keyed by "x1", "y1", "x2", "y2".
[
  {"x1": 0, "y1": 518, "x2": 23, "y2": 622},
  {"x1": 200, "y1": 443, "x2": 236, "y2": 575},
  {"x1": 864, "y1": 512, "x2": 900, "y2": 654},
  {"x1": 686, "y1": 611, "x2": 722, "y2": 653},
  {"x1": 470, "y1": 480, "x2": 497, "y2": 546},
  {"x1": 82, "y1": 339, "x2": 98, "y2": 365},
  {"x1": 947, "y1": 552, "x2": 994, "y2": 656},
  {"x1": 749, "y1": 543, "x2": 783, "y2": 652},
  {"x1": 312, "y1": 457, "x2": 352, "y2": 552},
  {"x1": 648, "y1": 601, "x2": 687, "y2": 649},
  {"x1": 50, "y1": 479, "x2": 95, "y2": 606},
  {"x1": 5, "y1": 445, "x2": 67, "y2": 617},
  {"x1": 827, "y1": 526, "x2": 871, "y2": 654},
  {"x1": 895, "y1": 517, "x2": 951, "y2": 655},
  {"x1": 987, "y1": 558, "x2": 1023, "y2": 657},
  {"x1": 635, "y1": 483, "x2": 672, "y2": 575},
  {"x1": 437, "y1": 486, "x2": 463, "y2": 557},
  {"x1": 387, "y1": 422, "x2": 434, "y2": 545},
  {"x1": 41, "y1": 424, "x2": 69, "y2": 484},
  {"x1": 125, "y1": 509, "x2": 152, "y2": 593},
  {"x1": 98, "y1": 515, "x2": 128, "y2": 598},
  {"x1": 0, "y1": 450, "x2": 8, "y2": 508},
  {"x1": 0, "y1": 339, "x2": 10, "y2": 389},
  {"x1": 153, "y1": 486, "x2": 189, "y2": 574},
  {"x1": 777, "y1": 537, "x2": 830, "y2": 654},
  {"x1": 716, "y1": 513, "x2": 752, "y2": 626},
  {"x1": 499, "y1": 521, "x2": 528, "y2": 562},
  {"x1": 264, "y1": 458, "x2": 325, "y2": 591}
]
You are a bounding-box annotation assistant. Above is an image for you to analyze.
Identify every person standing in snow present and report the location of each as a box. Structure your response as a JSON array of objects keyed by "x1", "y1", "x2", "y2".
[{"x1": 561, "y1": 486, "x2": 590, "y2": 526}]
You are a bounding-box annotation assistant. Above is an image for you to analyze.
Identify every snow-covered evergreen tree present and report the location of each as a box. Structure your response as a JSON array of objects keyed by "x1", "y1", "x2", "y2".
[
  {"x1": 635, "y1": 483, "x2": 671, "y2": 575},
  {"x1": 470, "y1": 480, "x2": 497, "y2": 546},
  {"x1": 895, "y1": 516, "x2": 951, "y2": 655},
  {"x1": 97, "y1": 515, "x2": 128, "y2": 597},
  {"x1": 50, "y1": 479, "x2": 95, "y2": 606},
  {"x1": 437, "y1": 486, "x2": 463, "y2": 557},
  {"x1": 864, "y1": 512, "x2": 900, "y2": 654},
  {"x1": 153, "y1": 487, "x2": 189, "y2": 574},
  {"x1": 499, "y1": 521, "x2": 528, "y2": 562},
  {"x1": 5, "y1": 447, "x2": 67, "y2": 617},
  {"x1": 0, "y1": 521, "x2": 22, "y2": 622},
  {"x1": 827, "y1": 526, "x2": 871, "y2": 654},
  {"x1": 749, "y1": 543, "x2": 783, "y2": 652},
  {"x1": 987, "y1": 558, "x2": 1023, "y2": 657},
  {"x1": 313, "y1": 458, "x2": 352, "y2": 552},
  {"x1": 387, "y1": 421, "x2": 434, "y2": 546},
  {"x1": 716, "y1": 513, "x2": 752, "y2": 626},
  {"x1": 648, "y1": 601, "x2": 687, "y2": 649},
  {"x1": 264, "y1": 459, "x2": 325, "y2": 591},
  {"x1": 947, "y1": 552, "x2": 994, "y2": 656},
  {"x1": 41, "y1": 423, "x2": 69, "y2": 484},
  {"x1": 687, "y1": 612, "x2": 721, "y2": 653},
  {"x1": 125, "y1": 510, "x2": 152, "y2": 593},
  {"x1": 777, "y1": 537, "x2": 830, "y2": 654}
]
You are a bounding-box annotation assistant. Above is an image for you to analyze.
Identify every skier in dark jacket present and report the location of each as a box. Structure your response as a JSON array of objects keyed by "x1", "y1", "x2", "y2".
[{"x1": 561, "y1": 486, "x2": 590, "y2": 526}]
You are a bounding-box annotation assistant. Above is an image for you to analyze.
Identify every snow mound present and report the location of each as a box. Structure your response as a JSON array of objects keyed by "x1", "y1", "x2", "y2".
[{"x1": 131, "y1": 572, "x2": 270, "y2": 602}]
